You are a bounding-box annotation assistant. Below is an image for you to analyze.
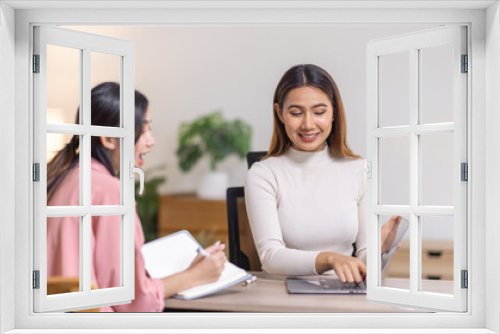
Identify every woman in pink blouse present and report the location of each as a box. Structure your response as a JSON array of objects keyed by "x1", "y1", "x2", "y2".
[{"x1": 47, "y1": 82, "x2": 227, "y2": 312}]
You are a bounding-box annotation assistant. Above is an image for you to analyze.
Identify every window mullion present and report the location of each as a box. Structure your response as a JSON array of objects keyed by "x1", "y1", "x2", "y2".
[
  {"x1": 453, "y1": 26, "x2": 468, "y2": 302},
  {"x1": 35, "y1": 33, "x2": 48, "y2": 303},
  {"x1": 409, "y1": 46, "x2": 419, "y2": 295},
  {"x1": 81, "y1": 47, "x2": 92, "y2": 295},
  {"x1": 81, "y1": 214, "x2": 91, "y2": 295},
  {"x1": 45, "y1": 123, "x2": 129, "y2": 138},
  {"x1": 122, "y1": 51, "x2": 135, "y2": 292},
  {"x1": 372, "y1": 205, "x2": 454, "y2": 216}
]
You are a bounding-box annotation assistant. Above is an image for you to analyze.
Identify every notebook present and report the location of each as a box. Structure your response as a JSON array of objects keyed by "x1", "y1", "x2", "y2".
[
  {"x1": 286, "y1": 217, "x2": 410, "y2": 294},
  {"x1": 141, "y1": 230, "x2": 251, "y2": 300}
]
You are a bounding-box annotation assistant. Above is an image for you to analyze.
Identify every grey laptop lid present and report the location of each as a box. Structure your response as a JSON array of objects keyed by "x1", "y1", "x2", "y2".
[{"x1": 286, "y1": 217, "x2": 409, "y2": 294}]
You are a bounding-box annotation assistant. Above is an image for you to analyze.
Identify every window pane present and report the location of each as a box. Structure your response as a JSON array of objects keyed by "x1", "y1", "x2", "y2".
[
  {"x1": 46, "y1": 44, "x2": 80, "y2": 125},
  {"x1": 47, "y1": 216, "x2": 80, "y2": 294},
  {"x1": 420, "y1": 216, "x2": 454, "y2": 295},
  {"x1": 91, "y1": 215, "x2": 122, "y2": 289},
  {"x1": 91, "y1": 136, "x2": 121, "y2": 206},
  {"x1": 91, "y1": 52, "x2": 121, "y2": 127},
  {"x1": 379, "y1": 51, "x2": 410, "y2": 128},
  {"x1": 420, "y1": 44, "x2": 454, "y2": 124},
  {"x1": 420, "y1": 133, "x2": 454, "y2": 206},
  {"x1": 47, "y1": 133, "x2": 80, "y2": 206},
  {"x1": 379, "y1": 136, "x2": 410, "y2": 205},
  {"x1": 379, "y1": 215, "x2": 410, "y2": 291}
]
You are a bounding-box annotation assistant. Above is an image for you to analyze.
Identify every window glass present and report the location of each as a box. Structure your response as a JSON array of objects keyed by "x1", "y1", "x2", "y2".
[
  {"x1": 420, "y1": 216, "x2": 454, "y2": 295},
  {"x1": 46, "y1": 44, "x2": 81, "y2": 125},
  {"x1": 91, "y1": 52, "x2": 121, "y2": 127},
  {"x1": 46, "y1": 216, "x2": 80, "y2": 294},
  {"x1": 420, "y1": 133, "x2": 454, "y2": 206},
  {"x1": 420, "y1": 44, "x2": 454, "y2": 124},
  {"x1": 379, "y1": 51, "x2": 410, "y2": 127},
  {"x1": 379, "y1": 214, "x2": 410, "y2": 291},
  {"x1": 91, "y1": 215, "x2": 122, "y2": 289},
  {"x1": 379, "y1": 136, "x2": 410, "y2": 205},
  {"x1": 90, "y1": 136, "x2": 121, "y2": 206},
  {"x1": 47, "y1": 133, "x2": 80, "y2": 206}
]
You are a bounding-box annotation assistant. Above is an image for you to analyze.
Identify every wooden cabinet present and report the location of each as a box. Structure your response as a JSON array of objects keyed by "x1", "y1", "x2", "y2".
[
  {"x1": 157, "y1": 194, "x2": 228, "y2": 247},
  {"x1": 383, "y1": 240, "x2": 454, "y2": 280}
]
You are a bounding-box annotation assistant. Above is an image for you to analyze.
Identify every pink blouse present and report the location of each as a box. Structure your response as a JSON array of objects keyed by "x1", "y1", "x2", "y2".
[{"x1": 47, "y1": 158, "x2": 165, "y2": 312}]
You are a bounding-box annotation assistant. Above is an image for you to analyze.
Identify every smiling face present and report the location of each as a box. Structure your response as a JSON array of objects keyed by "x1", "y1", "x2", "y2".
[
  {"x1": 135, "y1": 108, "x2": 155, "y2": 167},
  {"x1": 276, "y1": 86, "x2": 334, "y2": 152}
]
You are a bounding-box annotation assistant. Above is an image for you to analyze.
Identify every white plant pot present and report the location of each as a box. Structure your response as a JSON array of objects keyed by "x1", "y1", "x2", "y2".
[{"x1": 197, "y1": 171, "x2": 229, "y2": 200}]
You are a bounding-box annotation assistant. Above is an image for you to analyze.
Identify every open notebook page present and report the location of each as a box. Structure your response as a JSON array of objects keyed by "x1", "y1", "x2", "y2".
[{"x1": 141, "y1": 230, "x2": 251, "y2": 300}]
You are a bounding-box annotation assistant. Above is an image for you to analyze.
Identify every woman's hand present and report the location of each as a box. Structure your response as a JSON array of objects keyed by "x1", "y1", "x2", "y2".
[
  {"x1": 330, "y1": 253, "x2": 367, "y2": 283},
  {"x1": 187, "y1": 249, "x2": 227, "y2": 286},
  {"x1": 381, "y1": 215, "x2": 402, "y2": 254},
  {"x1": 204, "y1": 241, "x2": 226, "y2": 255},
  {"x1": 315, "y1": 252, "x2": 366, "y2": 283},
  {"x1": 161, "y1": 244, "x2": 227, "y2": 299}
]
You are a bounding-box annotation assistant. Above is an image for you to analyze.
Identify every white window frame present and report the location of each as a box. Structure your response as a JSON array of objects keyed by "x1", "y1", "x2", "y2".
[
  {"x1": 33, "y1": 25, "x2": 136, "y2": 312},
  {"x1": 1, "y1": 2, "x2": 499, "y2": 333},
  {"x1": 366, "y1": 25, "x2": 468, "y2": 312}
]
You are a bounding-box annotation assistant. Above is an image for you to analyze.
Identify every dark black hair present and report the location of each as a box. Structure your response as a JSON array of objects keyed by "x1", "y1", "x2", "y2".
[{"x1": 47, "y1": 82, "x2": 149, "y2": 201}]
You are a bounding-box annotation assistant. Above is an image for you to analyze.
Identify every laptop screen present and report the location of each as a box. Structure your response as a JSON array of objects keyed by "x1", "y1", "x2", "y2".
[{"x1": 381, "y1": 217, "x2": 410, "y2": 274}]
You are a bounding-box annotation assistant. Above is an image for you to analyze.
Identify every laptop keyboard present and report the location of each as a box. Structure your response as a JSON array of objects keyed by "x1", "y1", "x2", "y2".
[{"x1": 319, "y1": 279, "x2": 362, "y2": 290}]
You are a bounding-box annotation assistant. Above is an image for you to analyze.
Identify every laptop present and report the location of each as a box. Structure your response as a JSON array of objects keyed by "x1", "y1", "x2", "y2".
[{"x1": 286, "y1": 217, "x2": 409, "y2": 294}]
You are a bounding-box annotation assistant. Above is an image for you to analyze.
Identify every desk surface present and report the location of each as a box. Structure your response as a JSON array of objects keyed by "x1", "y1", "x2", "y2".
[{"x1": 164, "y1": 272, "x2": 453, "y2": 312}]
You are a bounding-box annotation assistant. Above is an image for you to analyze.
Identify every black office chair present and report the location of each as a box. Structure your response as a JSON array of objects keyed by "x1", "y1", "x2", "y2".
[
  {"x1": 226, "y1": 151, "x2": 267, "y2": 270},
  {"x1": 226, "y1": 187, "x2": 262, "y2": 271},
  {"x1": 246, "y1": 151, "x2": 267, "y2": 169}
]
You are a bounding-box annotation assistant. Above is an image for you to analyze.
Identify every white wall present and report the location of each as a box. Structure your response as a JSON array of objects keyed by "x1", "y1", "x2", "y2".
[
  {"x1": 48, "y1": 25, "x2": 459, "y2": 241},
  {"x1": 57, "y1": 25, "x2": 441, "y2": 190}
]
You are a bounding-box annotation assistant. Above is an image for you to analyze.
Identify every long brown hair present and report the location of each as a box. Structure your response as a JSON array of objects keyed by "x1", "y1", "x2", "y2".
[
  {"x1": 265, "y1": 64, "x2": 360, "y2": 160},
  {"x1": 47, "y1": 82, "x2": 149, "y2": 202}
]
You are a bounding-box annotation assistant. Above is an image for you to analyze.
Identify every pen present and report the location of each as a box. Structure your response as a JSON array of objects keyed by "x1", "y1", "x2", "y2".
[
  {"x1": 196, "y1": 247, "x2": 210, "y2": 257},
  {"x1": 196, "y1": 240, "x2": 222, "y2": 257},
  {"x1": 242, "y1": 275, "x2": 257, "y2": 286}
]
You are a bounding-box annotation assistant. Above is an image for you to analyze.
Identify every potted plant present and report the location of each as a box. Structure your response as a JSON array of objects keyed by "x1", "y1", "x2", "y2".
[
  {"x1": 176, "y1": 110, "x2": 252, "y2": 200},
  {"x1": 135, "y1": 164, "x2": 167, "y2": 242}
]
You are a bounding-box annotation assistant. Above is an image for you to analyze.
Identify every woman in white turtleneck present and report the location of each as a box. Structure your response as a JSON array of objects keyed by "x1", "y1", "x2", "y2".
[{"x1": 245, "y1": 64, "x2": 400, "y2": 283}]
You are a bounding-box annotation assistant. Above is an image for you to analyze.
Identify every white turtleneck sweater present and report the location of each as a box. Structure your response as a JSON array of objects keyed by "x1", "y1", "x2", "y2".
[{"x1": 244, "y1": 146, "x2": 367, "y2": 276}]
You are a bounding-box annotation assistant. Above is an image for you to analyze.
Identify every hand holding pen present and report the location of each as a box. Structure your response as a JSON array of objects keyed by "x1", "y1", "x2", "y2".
[
  {"x1": 198, "y1": 240, "x2": 225, "y2": 256},
  {"x1": 189, "y1": 241, "x2": 227, "y2": 285},
  {"x1": 194, "y1": 242, "x2": 256, "y2": 286}
]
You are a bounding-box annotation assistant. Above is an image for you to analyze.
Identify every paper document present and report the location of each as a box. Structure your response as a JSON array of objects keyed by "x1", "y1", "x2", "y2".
[{"x1": 141, "y1": 230, "x2": 251, "y2": 300}]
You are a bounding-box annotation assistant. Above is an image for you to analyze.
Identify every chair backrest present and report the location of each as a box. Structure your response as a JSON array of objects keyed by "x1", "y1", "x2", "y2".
[
  {"x1": 226, "y1": 187, "x2": 262, "y2": 271},
  {"x1": 225, "y1": 150, "x2": 267, "y2": 270},
  {"x1": 246, "y1": 151, "x2": 267, "y2": 169}
]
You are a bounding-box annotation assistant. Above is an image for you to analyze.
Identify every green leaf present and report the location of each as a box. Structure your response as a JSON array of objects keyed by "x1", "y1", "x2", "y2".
[
  {"x1": 176, "y1": 143, "x2": 203, "y2": 172},
  {"x1": 176, "y1": 110, "x2": 253, "y2": 172}
]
